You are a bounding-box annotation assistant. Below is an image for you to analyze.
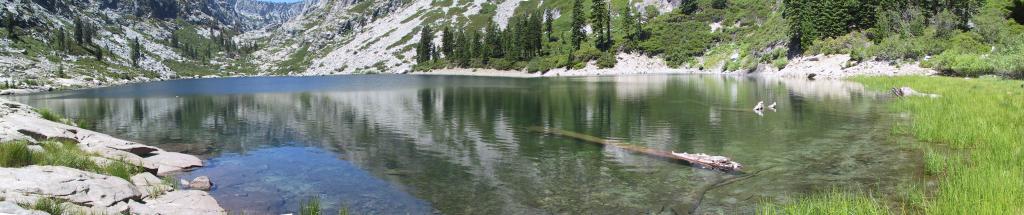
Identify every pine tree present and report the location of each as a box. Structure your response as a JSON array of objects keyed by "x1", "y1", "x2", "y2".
[
  {"x1": 591, "y1": 0, "x2": 611, "y2": 51},
  {"x1": 441, "y1": 26, "x2": 454, "y2": 58},
  {"x1": 621, "y1": 5, "x2": 640, "y2": 51},
  {"x1": 4, "y1": 12, "x2": 16, "y2": 40},
  {"x1": 416, "y1": 25, "x2": 434, "y2": 64},
  {"x1": 130, "y1": 37, "x2": 143, "y2": 67},
  {"x1": 544, "y1": 10, "x2": 554, "y2": 42},
  {"x1": 570, "y1": 0, "x2": 587, "y2": 50}
]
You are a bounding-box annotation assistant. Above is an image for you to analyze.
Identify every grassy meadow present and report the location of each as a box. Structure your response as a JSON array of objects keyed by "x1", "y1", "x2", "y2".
[{"x1": 763, "y1": 76, "x2": 1023, "y2": 214}]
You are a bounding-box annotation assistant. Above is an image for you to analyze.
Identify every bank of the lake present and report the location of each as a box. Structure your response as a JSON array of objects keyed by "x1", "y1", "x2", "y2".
[
  {"x1": 763, "y1": 76, "x2": 1024, "y2": 214},
  {"x1": 0, "y1": 98, "x2": 226, "y2": 214}
]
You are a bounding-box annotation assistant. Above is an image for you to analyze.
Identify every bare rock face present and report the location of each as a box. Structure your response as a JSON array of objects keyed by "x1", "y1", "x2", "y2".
[
  {"x1": 0, "y1": 166, "x2": 141, "y2": 207},
  {"x1": 0, "y1": 201, "x2": 48, "y2": 215},
  {"x1": 129, "y1": 190, "x2": 226, "y2": 215},
  {"x1": 189, "y1": 176, "x2": 213, "y2": 191}
]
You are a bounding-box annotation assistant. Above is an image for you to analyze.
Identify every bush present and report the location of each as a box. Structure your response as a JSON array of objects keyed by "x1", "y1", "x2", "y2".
[
  {"x1": 806, "y1": 32, "x2": 870, "y2": 55},
  {"x1": 945, "y1": 32, "x2": 990, "y2": 54},
  {"x1": 596, "y1": 53, "x2": 617, "y2": 69},
  {"x1": 772, "y1": 57, "x2": 789, "y2": 70},
  {"x1": 0, "y1": 142, "x2": 34, "y2": 167}
]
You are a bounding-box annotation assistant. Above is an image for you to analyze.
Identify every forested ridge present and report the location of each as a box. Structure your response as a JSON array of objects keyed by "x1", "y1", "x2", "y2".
[{"x1": 414, "y1": 0, "x2": 1024, "y2": 78}]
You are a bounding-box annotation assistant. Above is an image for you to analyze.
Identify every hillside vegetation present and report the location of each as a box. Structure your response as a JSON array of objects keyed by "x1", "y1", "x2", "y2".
[{"x1": 412, "y1": 0, "x2": 1024, "y2": 78}]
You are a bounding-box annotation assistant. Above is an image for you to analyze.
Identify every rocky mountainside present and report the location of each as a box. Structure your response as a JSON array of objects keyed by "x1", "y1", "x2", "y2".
[
  {"x1": 205, "y1": 0, "x2": 313, "y2": 31},
  {"x1": 0, "y1": 0, "x2": 305, "y2": 91},
  {"x1": 1, "y1": 0, "x2": 686, "y2": 91}
]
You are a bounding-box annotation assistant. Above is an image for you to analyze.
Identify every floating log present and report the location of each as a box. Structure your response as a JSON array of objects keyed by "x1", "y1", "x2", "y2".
[{"x1": 528, "y1": 127, "x2": 743, "y2": 172}]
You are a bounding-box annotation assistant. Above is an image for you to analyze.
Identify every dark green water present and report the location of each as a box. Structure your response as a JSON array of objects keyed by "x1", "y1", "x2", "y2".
[{"x1": 13, "y1": 75, "x2": 923, "y2": 214}]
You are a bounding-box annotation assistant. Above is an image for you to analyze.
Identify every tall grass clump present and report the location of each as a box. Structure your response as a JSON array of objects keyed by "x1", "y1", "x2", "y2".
[
  {"x1": 35, "y1": 108, "x2": 64, "y2": 123},
  {"x1": 0, "y1": 141, "x2": 34, "y2": 167},
  {"x1": 853, "y1": 76, "x2": 1024, "y2": 214},
  {"x1": 23, "y1": 197, "x2": 67, "y2": 215},
  {"x1": 101, "y1": 160, "x2": 144, "y2": 181},
  {"x1": 297, "y1": 196, "x2": 351, "y2": 215},
  {"x1": 299, "y1": 196, "x2": 322, "y2": 215},
  {"x1": 35, "y1": 140, "x2": 99, "y2": 171},
  {"x1": 1, "y1": 140, "x2": 145, "y2": 180},
  {"x1": 758, "y1": 189, "x2": 888, "y2": 215}
]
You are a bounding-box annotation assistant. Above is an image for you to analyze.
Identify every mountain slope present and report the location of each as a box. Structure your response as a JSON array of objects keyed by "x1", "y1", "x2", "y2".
[{"x1": 0, "y1": 0, "x2": 304, "y2": 90}]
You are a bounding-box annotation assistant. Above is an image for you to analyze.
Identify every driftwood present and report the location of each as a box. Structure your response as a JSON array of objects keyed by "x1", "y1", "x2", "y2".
[
  {"x1": 529, "y1": 127, "x2": 743, "y2": 172},
  {"x1": 891, "y1": 87, "x2": 940, "y2": 98}
]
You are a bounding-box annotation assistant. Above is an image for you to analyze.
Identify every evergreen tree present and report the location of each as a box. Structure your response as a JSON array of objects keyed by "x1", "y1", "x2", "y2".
[
  {"x1": 621, "y1": 5, "x2": 642, "y2": 51},
  {"x1": 680, "y1": 0, "x2": 699, "y2": 15},
  {"x1": 591, "y1": 0, "x2": 611, "y2": 51},
  {"x1": 570, "y1": 0, "x2": 587, "y2": 50},
  {"x1": 544, "y1": 10, "x2": 554, "y2": 42},
  {"x1": 485, "y1": 23, "x2": 503, "y2": 59},
  {"x1": 416, "y1": 25, "x2": 434, "y2": 64},
  {"x1": 130, "y1": 37, "x2": 143, "y2": 67},
  {"x1": 441, "y1": 26, "x2": 454, "y2": 58},
  {"x1": 4, "y1": 12, "x2": 15, "y2": 40}
]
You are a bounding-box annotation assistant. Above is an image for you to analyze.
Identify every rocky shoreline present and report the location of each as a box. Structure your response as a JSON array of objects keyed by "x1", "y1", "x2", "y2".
[
  {"x1": 0, "y1": 98, "x2": 225, "y2": 214},
  {"x1": 409, "y1": 54, "x2": 936, "y2": 79},
  {"x1": 1, "y1": 54, "x2": 937, "y2": 96}
]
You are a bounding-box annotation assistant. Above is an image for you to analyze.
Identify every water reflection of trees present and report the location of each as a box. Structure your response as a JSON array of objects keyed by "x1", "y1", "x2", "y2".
[{"x1": 17, "y1": 75, "x2": 916, "y2": 214}]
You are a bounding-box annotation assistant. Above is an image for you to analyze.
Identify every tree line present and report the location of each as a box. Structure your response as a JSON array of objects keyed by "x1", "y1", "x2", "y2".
[{"x1": 415, "y1": 0, "x2": 648, "y2": 72}]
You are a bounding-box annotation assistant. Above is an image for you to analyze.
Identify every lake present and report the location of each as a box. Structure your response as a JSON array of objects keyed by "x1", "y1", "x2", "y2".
[{"x1": 13, "y1": 75, "x2": 923, "y2": 214}]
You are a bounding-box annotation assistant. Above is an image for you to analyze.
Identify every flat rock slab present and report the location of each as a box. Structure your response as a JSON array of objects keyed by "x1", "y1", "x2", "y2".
[
  {"x1": 0, "y1": 166, "x2": 141, "y2": 207},
  {"x1": 146, "y1": 151, "x2": 204, "y2": 176},
  {"x1": 129, "y1": 190, "x2": 226, "y2": 215}
]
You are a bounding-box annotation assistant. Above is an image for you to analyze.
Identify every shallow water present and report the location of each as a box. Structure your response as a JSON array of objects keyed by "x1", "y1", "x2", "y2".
[{"x1": 14, "y1": 75, "x2": 923, "y2": 214}]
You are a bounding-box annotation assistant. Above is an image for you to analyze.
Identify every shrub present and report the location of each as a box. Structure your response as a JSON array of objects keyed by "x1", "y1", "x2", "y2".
[
  {"x1": 806, "y1": 32, "x2": 870, "y2": 55},
  {"x1": 0, "y1": 142, "x2": 34, "y2": 167},
  {"x1": 596, "y1": 53, "x2": 617, "y2": 69},
  {"x1": 772, "y1": 57, "x2": 789, "y2": 70},
  {"x1": 945, "y1": 32, "x2": 990, "y2": 54}
]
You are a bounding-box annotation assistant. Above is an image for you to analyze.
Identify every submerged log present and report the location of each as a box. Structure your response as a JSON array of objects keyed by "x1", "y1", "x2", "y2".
[{"x1": 528, "y1": 127, "x2": 743, "y2": 172}]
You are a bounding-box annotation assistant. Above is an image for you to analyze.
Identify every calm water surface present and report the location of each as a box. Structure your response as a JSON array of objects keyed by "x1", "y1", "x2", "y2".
[{"x1": 14, "y1": 75, "x2": 923, "y2": 214}]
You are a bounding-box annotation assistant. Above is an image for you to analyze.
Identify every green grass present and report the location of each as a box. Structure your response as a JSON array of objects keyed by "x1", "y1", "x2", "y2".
[
  {"x1": 759, "y1": 189, "x2": 889, "y2": 215},
  {"x1": 763, "y1": 76, "x2": 1023, "y2": 214},
  {"x1": 0, "y1": 141, "x2": 34, "y2": 167},
  {"x1": 298, "y1": 196, "x2": 352, "y2": 215},
  {"x1": 0, "y1": 140, "x2": 145, "y2": 181},
  {"x1": 19, "y1": 197, "x2": 66, "y2": 215},
  {"x1": 299, "y1": 196, "x2": 322, "y2": 215},
  {"x1": 35, "y1": 108, "x2": 64, "y2": 123},
  {"x1": 852, "y1": 76, "x2": 1024, "y2": 214}
]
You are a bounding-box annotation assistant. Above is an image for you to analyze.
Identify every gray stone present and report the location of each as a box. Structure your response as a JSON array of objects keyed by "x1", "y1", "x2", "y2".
[
  {"x1": 132, "y1": 173, "x2": 174, "y2": 199},
  {"x1": 26, "y1": 145, "x2": 44, "y2": 153},
  {"x1": 145, "y1": 151, "x2": 204, "y2": 176},
  {"x1": 0, "y1": 166, "x2": 141, "y2": 207},
  {"x1": 0, "y1": 201, "x2": 48, "y2": 215},
  {"x1": 189, "y1": 176, "x2": 213, "y2": 191},
  {"x1": 129, "y1": 190, "x2": 226, "y2": 215}
]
